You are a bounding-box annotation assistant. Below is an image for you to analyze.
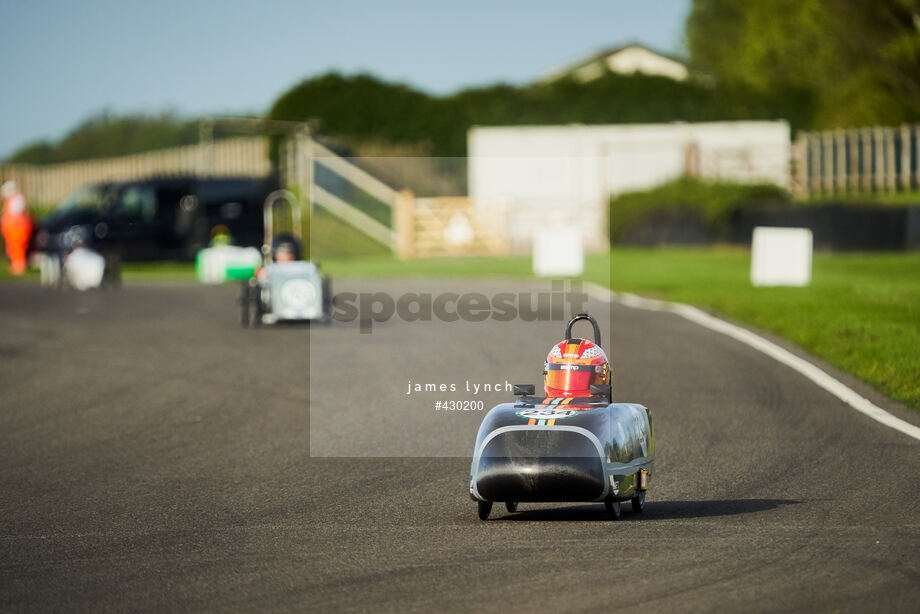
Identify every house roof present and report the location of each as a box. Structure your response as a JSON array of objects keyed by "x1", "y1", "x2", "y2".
[{"x1": 539, "y1": 41, "x2": 690, "y2": 84}]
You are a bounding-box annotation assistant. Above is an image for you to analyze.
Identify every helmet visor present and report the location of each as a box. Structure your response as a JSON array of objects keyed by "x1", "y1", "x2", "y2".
[{"x1": 544, "y1": 364, "x2": 595, "y2": 394}]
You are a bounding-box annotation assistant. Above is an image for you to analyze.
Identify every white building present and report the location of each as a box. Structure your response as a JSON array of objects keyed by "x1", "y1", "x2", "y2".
[
  {"x1": 540, "y1": 43, "x2": 690, "y2": 84},
  {"x1": 468, "y1": 121, "x2": 791, "y2": 252}
]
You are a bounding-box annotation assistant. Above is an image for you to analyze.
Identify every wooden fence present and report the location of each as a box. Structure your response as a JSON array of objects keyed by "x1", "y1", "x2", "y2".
[
  {"x1": 792, "y1": 125, "x2": 920, "y2": 197},
  {"x1": 394, "y1": 192, "x2": 509, "y2": 259},
  {"x1": 0, "y1": 137, "x2": 270, "y2": 204}
]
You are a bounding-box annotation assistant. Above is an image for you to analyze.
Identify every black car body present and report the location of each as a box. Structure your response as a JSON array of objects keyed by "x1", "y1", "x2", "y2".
[{"x1": 32, "y1": 175, "x2": 278, "y2": 262}]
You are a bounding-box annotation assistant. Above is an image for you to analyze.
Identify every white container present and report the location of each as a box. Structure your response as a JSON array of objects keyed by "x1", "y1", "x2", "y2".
[
  {"x1": 64, "y1": 247, "x2": 106, "y2": 291},
  {"x1": 196, "y1": 245, "x2": 262, "y2": 284},
  {"x1": 751, "y1": 226, "x2": 813, "y2": 287},
  {"x1": 533, "y1": 226, "x2": 584, "y2": 277}
]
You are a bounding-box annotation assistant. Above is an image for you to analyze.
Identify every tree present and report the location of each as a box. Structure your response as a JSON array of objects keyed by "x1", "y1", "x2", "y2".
[
  {"x1": 6, "y1": 111, "x2": 200, "y2": 164},
  {"x1": 686, "y1": 0, "x2": 920, "y2": 128},
  {"x1": 268, "y1": 71, "x2": 779, "y2": 156}
]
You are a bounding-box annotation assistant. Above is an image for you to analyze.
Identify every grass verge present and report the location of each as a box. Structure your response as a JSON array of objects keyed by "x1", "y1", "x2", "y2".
[{"x1": 605, "y1": 248, "x2": 920, "y2": 410}]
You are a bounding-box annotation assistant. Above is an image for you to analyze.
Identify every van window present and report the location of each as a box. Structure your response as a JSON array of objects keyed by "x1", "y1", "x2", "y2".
[{"x1": 115, "y1": 185, "x2": 157, "y2": 221}]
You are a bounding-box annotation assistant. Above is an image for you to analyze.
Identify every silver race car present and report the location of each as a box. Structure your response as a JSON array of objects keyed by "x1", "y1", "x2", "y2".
[{"x1": 469, "y1": 314, "x2": 654, "y2": 520}]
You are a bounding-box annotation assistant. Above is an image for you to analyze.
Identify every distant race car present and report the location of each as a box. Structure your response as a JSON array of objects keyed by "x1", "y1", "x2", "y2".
[
  {"x1": 240, "y1": 190, "x2": 332, "y2": 326},
  {"x1": 469, "y1": 313, "x2": 654, "y2": 520},
  {"x1": 37, "y1": 223, "x2": 118, "y2": 290}
]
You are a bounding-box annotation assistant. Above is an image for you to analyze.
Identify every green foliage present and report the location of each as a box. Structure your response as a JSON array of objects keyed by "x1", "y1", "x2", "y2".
[
  {"x1": 268, "y1": 71, "x2": 789, "y2": 157},
  {"x1": 7, "y1": 111, "x2": 200, "y2": 164},
  {"x1": 687, "y1": 0, "x2": 920, "y2": 129},
  {"x1": 8, "y1": 142, "x2": 57, "y2": 165},
  {"x1": 271, "y1": 73, "x2": 437, "y2": 151},
  {"x1": 608, "y1": 177, "x2": 790, "y2": 243}
]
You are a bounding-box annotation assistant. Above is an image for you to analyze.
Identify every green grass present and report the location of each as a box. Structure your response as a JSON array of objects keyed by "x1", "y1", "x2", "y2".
[
  {"x1": 309, "y1": 208, "x2": 390, "y2": 260},
  {"x1": 323, "y1": 253, "x2": 533, "y2": 278},
  {"x1": 121, "y1": 262, "x2": 196, "y2": 280},
  {"x1": 324, "y1": 251, "x2": 614, "y2": 283},
  {"x1": 606, "y1": 247, "x2": 920, "y2": 410}
]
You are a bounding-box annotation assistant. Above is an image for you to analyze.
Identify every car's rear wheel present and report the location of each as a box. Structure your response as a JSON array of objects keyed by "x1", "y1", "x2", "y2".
[
  {"x1": 253, "y1": 285, "x2": 264, "y2": 327},
  {"x1": 631, "y1": 491, "x2": 646, "y2": 513},
  {"x1": 253, "y1": 299, "x2": 263, "y2": 327},
  {"x1": 505, "y1": 501, "x2": 518, "y2": 513}
]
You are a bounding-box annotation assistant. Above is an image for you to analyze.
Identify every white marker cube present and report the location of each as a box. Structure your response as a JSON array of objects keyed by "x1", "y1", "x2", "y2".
[
  {"x1": 751, "y1": 226, "x2": 813, "y2": 287},
  {"x1": 533, "y1": 226, "x2": 584, "y2": 277}
]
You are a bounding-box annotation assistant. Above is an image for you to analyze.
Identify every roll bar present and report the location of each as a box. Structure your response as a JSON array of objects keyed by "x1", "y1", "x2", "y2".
[
  {"x1": 565, "y1": 313, "x2": 602, "y2": 348},
  {"x1": 262, "y1": 189, "x2": 302, "y2": 262}
]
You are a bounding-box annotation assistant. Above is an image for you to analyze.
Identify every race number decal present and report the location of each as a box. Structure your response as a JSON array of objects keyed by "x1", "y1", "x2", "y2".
[{"x1": 516, "y1": 408, "x2": 579, "y2": 420}]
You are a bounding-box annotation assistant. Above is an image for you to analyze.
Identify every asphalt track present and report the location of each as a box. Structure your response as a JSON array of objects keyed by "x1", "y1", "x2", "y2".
[{"x1": 1, "y1": 279, "x2": 919, "y2": 612}]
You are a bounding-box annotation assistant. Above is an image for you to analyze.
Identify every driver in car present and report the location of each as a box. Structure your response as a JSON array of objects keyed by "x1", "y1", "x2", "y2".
[{"x1": 543, "y1": 337, "x2": 611, "y2": 398}]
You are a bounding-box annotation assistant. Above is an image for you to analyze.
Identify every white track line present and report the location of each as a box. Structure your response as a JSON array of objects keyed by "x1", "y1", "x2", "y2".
[{"x1": 583, "y1": 281, "x2": 920, "y2": 442}]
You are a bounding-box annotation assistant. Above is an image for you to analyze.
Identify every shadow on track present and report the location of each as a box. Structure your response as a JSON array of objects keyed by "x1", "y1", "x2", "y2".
[{"x1": 495, "y1": 499, "x2": 802, "y2": 522}]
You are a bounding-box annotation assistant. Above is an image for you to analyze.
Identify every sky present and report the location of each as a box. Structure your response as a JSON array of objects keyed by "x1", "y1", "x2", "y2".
[{"x1": 0, "y1": 0, "x2": 692, "y2": 158}]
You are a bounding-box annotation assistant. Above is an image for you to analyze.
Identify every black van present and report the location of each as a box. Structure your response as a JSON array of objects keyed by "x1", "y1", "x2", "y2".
[{"x1": 32, "y1": 175, "x2": 278, "y2": 262}]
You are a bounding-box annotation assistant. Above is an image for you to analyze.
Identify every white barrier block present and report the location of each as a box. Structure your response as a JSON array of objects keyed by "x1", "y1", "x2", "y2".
[
  {"x1": 751, "y1": 226, "x2": 812, "y2": 287},
  {"x1": 64, "y1": 247, "x2": 106, "y2": 291},
  {"x1": 196, "y1": 246, "x2": 262, "y2": 284},
  {"x1": 533, "y1": 227, "x2": 584, "y2": 277}
]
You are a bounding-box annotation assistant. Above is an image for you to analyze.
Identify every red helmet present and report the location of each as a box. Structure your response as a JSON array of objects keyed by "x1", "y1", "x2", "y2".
[{"x1": 544, "y1": 337, "x2": 610, "y2": 397}]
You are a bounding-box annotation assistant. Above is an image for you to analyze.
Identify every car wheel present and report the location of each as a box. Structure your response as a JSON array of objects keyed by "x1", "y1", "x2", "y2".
[
  {"x1": 505, "y1": 501, "x2": 518, "y2": 513},
  {"x1": 240, "y1": 282, "x2": 251, "y2": 327},
  {"x1": 631, "y1": 491, "x2": 646, "y2": 513},
  {"x1": 321, "y1": 276, "x2": 333, "y2": 323},
  {"x1": 605, "y1": 500, "x2": 621, "y2": 520},
  {"x1": 253, "y1": 298, "x2": 263, "y2": 327},
  {"x1": 478, "y1": 501, "x2": 492, "y2": 521},
  {"x1": 252, "y1": 286, "x2": 264, "y2": 328}
]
